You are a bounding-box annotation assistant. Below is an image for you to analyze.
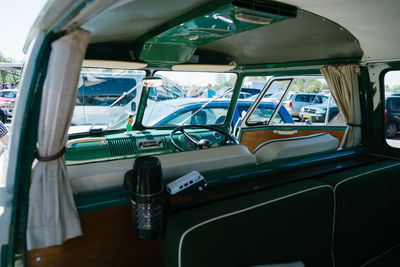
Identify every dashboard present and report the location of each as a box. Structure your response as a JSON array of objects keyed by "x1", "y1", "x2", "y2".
[{"x1": 66, "y1": 129, "x2": 227, "y2": 164}]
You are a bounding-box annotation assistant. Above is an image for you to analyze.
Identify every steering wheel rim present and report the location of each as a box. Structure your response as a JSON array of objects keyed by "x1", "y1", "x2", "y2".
[{"x1": 169, "y1": 125, "x2": 239, "y2": 152}]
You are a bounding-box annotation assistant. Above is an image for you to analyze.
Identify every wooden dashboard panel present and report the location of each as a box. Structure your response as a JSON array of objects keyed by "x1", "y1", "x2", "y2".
[
  {"x1": 27, "y1": 205, "x2": 162, "y2": 267},
  {"x1": 240, "y1": 129, "x2": 345, "y2": 153}
]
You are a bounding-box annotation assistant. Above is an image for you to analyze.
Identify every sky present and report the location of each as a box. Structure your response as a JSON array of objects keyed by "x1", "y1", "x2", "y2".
[{"x1": 0, "y1": 0, "x2": 48, "y2": 62}]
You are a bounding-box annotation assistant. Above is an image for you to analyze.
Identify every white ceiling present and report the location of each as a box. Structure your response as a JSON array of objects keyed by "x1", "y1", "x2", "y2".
[{"x1": 281, "y1": 0, "x2": 400, "y2": 62}]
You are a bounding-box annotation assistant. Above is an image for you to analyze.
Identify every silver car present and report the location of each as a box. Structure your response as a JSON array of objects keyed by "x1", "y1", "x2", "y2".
[{"x1": 284, "y1": 93, "x2": 328, "y2": 119}]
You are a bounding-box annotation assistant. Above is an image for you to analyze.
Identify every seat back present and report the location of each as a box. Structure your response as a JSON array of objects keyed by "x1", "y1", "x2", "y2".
[
  {"x1": 164, "y1": 180, "x2": 334, "y2": 267},
  {"x1": 253, "y1": 133, "x2": 338, "y2": 163},
  {"x1": 320, "y1": 161, "x2": 400, "y2": 266}
]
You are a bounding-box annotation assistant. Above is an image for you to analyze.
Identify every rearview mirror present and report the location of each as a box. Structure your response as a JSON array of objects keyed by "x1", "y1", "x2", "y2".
[
  {"x1": 143, "y1": 77, "x2": 163, "y2": 88},
  {"x1": 131, "y1": 102, "x2": 136, "y2": 112}
]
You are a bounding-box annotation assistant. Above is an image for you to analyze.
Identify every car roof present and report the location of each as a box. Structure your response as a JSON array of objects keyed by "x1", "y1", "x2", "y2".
[{"x1": 25, "y1": 0, "x2": 400, "y2": 67}]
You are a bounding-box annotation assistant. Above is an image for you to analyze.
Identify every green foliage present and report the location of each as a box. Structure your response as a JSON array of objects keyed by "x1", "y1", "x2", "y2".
[
  {"x1": 290, "y1": 78, "x2": 328, "y2": 93},
  {"x1": 386, "y1": 84, "x2": 400, "y2": 93},
  {"x1": 214, "y1": 74, "x2": 237, "y2": 91}
]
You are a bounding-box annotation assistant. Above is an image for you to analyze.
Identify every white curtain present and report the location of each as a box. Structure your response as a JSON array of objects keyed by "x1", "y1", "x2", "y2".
[
  {"x1": 321, "y1": 64, "x2": 361, "y2": 148},
  {"x1": 27, "y1": 29, "x2": 91, "y2": 250}
]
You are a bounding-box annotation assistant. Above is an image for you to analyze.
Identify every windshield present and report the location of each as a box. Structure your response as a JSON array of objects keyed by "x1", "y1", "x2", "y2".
[
  {"x1": 69, "y1": 69, "x2": 237, "y2": 134},
  {"x1": 69, "y1": 69, "x2": 146, "y2": 134},
  {"x1": 142, "y1": 71, "x2": 237, "y2": 127}
]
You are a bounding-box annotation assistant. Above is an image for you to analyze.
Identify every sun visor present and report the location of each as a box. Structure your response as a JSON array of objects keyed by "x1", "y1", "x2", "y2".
[{"x1": 82, "y1": 59, "x2": 147, "y2": 69}]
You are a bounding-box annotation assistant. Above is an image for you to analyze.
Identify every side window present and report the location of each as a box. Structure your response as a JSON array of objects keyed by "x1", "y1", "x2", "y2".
[
  {"x1": 248, "y1": 79, "x2": 291, "y2": 124},
  {"x1": 384, "y1": 70, "x2": 400, "y2": 147},
  {"x1": 277, "y1": 76, "x2": 345, "y2": 126},
  {"x1": 240, "y1": 76, "x2": 270, "y2": 99},
  {"x1": 245, "y1": 76, "x2": 346, "y2": 126},
  {"x1": 295, "y1": 94, "x2": 308, "y2": 102}
]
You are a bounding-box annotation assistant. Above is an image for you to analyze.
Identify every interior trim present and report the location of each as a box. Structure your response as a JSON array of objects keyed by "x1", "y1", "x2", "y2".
[
  {"x1": 330, "y1": 162, "x2": 400, "y2": 267},
  {"x1": 253, "y1": 132, "x2": 327, "y2": 153},
  {"x1": 360, "y1": 242, "x2": 400, "y2": 267},
  {"x1": 332, "y1": 163, "x2": 400, "y2": 192},
  {"x1": 169, "y1": 153, "x2": 379, "y2": 213}
]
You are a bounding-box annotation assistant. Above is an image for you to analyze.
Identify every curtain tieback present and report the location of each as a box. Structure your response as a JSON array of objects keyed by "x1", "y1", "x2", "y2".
[
  {"x1": 35, "y1": 147, "x2": 66, "y2": 162},
  {"x1": 347, "y1": 123, "x2": 362, "y2": 127}
]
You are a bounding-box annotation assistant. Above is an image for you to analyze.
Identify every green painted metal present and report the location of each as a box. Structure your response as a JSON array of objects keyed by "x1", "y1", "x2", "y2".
[
  {"x1": 66, "y1": 141, "x2": 112, "y2": 161},
  {"x1": 6, "y1": 33, "x2": 54, "y2": 266},
  {"x1": 75, "y1": 188, "x2": 130, "y2": 214},
  {"x1": 1, "y1": 245, "x2": 8, "y2": 267},
  {"x1": 201, "y1": 146, "x2": 367, "y2": 187},
  {"x1": 138, "y1": 3, "x2": 296, "y2": 64},
  {"x1": 223, "y1": 73, "x2": 242, "y2": 132},
  {"x1": 66, "y1": 131, "x2": 177, "y2": 162}
]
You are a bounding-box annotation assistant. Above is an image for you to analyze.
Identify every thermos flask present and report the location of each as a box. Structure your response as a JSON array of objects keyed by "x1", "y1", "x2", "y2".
[{"x1": 124, "y1": 156, "x2": 164, "y2": 240}]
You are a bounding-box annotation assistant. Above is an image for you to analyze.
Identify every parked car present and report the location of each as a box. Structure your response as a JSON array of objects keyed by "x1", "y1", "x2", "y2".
[
  {"x1": 0, "y1": 89, "x2": 17, "y2": 122},
  {"x1": 284, "y1": 92, "x2": 328, "y2": 119},
  {"x1": 299, "y1": 97, "x2": 339, "y2": 123},
  {"x1": 150, "y1": 99, "x2": 293, "y2": 127},
  {"x1": 385, "y1": 96, "x2": 400, "y2": 138},
  {"x1": 106, "y1": 98, "x2": 293, "y2": 130},
  {"x1": 72, "y1": 72, "x2": 185, "y2": 126}
]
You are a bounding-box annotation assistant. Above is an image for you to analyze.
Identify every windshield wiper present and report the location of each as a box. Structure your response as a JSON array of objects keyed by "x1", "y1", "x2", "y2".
[{"x1": 87, "y1": 81, "x2": 143, "y2": 132}]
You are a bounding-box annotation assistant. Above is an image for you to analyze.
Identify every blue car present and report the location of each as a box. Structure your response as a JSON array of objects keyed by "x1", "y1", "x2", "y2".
[{"x1": 149, "y1": 99, "x2": 294, "y2": 127}]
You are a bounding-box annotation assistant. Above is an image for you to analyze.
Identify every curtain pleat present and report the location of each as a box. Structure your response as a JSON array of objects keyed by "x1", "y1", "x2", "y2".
[
  {"x1": 321, "y1": 64, "x2": 361, "y2": 147},
  {"x1": 27, "y1": 29, "x2": 91, "y2": 250}
]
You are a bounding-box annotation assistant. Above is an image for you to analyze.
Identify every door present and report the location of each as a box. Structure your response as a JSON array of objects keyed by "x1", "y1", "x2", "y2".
[{"x1": 237, "y1": 75, "x2": 347, "y2": 152}]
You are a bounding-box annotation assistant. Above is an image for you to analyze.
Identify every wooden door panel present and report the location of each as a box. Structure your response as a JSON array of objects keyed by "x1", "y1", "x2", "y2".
[
  {"x1": 27, "y1": 205, "x2": 162, "y2": 267},
  {"x1": 240, "y1": 128, "x2": 345, "y2": 153}
]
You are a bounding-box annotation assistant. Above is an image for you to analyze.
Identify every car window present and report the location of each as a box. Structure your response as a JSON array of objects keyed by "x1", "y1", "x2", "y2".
[
  {"x1": 69, "y1": 68, "x2": 146, "y2": 133},
  {"x1": 295, "y1": 94, "x2": 309, "y2": 102},
  {"x1": 276, "y1": 76, "x2": 345, "y2": 126},
  {"x1": 248, "y1": 79, "x2": 291, "y2": 124},
  {"x1": 142, "y1": 71, "x2": 237, "y2": 127},
  {"x1": 157, "y1": 107, "x2": 228, "y2": 126},
  {"x1": 240, "y1": 76, "x2": 270, "y2": 99},
  {"x1": 384, "y1": 70, "x2": 400, "y2": 147}
]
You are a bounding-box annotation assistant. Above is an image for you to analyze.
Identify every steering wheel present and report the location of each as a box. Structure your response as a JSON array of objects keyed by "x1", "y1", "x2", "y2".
[{"x1": 169, "y1": 125, "x2": 239, "y2": 152}]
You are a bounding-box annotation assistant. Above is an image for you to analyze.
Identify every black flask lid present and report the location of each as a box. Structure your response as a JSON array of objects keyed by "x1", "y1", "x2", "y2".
[{"x1": 132, "y1": 156, "x2": 163, "y2": 196}]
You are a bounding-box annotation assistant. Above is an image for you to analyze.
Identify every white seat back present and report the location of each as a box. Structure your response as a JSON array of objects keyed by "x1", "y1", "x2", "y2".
[{"x1": 253, "y1": 133, "x2": 339, "y2": 163}]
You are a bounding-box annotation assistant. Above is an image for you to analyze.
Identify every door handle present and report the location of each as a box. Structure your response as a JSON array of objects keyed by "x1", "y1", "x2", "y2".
[{"x1": 273, "y1": 130, "x2": 298, "y2": 135}]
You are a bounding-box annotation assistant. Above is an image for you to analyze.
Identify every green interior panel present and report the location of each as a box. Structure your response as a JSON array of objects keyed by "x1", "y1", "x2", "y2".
[
  {"x1": 137, "y1": 2, "x2": 296, "y2": 65},
  {"x1": 319, "y1": 160, "x2": 400, "y2": 267},
  {"x1": 164, "y1": 179, "x2": 334, "y2": 267}
]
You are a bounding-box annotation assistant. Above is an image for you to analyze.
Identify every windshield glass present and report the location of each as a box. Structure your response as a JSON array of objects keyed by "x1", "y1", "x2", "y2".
[
  {"x1": 69, "y1": 68, "x2": 146, "y2": 134},
  {"x1": 142, "y1": 71, "x2": 237, "y2": 127}
]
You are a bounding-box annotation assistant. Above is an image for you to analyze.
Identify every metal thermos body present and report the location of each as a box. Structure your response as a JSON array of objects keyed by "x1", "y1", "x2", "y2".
[{"x1": 127, "y1": 156, "x2": 164, "y2": 240}]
